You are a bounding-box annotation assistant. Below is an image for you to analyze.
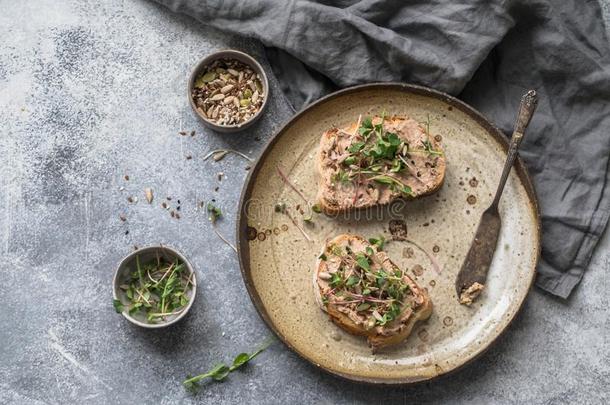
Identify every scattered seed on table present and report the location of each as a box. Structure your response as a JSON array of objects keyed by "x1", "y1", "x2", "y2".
[
  {"x1": 124, "y1": 175, "x2": 130, "y2": 181},
  {"x1": 179, "y1": 131, "x2": 187, "y2": 135},
  {"x1": 144, "y1": 188, "x2": 153, "y2": 204},
  {"x1": 170, "y1": 211, "x2": 175, "y2": 218},
  {"x1": 119, "y1": 214, "x2": 127, "y2": 222},
  {"x1": 190, "y1": 130, "x2": 195, "y2": 136},
  {"x1": 186, "y1": 155, "x2": 192, "y2": 160}
]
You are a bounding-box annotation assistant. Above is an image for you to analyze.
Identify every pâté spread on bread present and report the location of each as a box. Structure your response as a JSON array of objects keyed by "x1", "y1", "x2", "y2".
[
  {"x1": 314, "y1": 234, "x2": 432, "y2": 352},
  {"x1": 316, "y1": 114, "x2": 446, "y2": 214}
]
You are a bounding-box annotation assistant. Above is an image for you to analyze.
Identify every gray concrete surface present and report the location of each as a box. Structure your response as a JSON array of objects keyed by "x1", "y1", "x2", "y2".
[{"x1": 0, "y1": 1, "x2": 608, "y2": 404}]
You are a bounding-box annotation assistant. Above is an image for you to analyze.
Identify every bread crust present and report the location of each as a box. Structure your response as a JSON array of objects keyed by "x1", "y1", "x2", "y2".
[
  {"x1": 316, "y1": 116, "x2": 446, "y2": 215},
  {"x1": 314, "y1": 234, "x2": 433, "y2": 352}
]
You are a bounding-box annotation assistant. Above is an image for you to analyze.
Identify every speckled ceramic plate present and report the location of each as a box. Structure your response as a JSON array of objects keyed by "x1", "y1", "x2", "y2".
[{"x1": 237, "y1": 83, "x2": 540, "y2": 384}]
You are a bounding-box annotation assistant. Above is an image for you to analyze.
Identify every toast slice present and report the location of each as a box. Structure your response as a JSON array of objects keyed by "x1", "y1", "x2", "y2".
[
  {"x1": 316, "y1": 115, "x2": 446, "y2": 215},
  {"x1": 314, "y1": 234, "x2": 432, "y2": 352}
]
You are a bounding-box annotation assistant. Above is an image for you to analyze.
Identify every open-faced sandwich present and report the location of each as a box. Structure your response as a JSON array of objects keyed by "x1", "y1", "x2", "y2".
[
  {"x1": 316, "y1": 114, "x2": 446, "y2": 214},
  {"x1": 314, "y1": 234, "x2": 432, "y2": 352}
]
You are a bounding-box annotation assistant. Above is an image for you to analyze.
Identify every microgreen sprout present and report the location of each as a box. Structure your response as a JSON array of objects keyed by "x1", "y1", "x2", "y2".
[
  {"x1": 113, "y1": 255, "x2": 193, "y2": 323},
  {"x1": 207, "y1": 202, "x2": 222, "y2": 224},
  {"x1": 321, "y1": 240, "x2": 412, "y2": 327},
  {"x1": 206, "y1": 202, "x2": 237, "y2": 253},
  {"x1": 183, "y1": 337, "x2": 274, "y2": 391},
  {"x1": 331, "y1": 112, "x2": 444, "y2": 198}
]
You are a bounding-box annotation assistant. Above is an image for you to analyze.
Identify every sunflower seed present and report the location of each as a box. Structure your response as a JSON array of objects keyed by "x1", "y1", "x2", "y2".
[
  {"x1": 144, "y1": 188, "x2": 153, "y2": 204},
  {"x1": 220, "y1": 84, "x2": 234, "y2": 93}
]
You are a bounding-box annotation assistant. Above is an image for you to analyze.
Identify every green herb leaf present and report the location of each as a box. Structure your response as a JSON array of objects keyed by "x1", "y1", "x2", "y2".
[
  {"x1": 330, "y1": 245, "x2": 343, "y2": 256},
  {"x1": 183, "y1": 338, "x2": 274, "y2": 390},
  {"x1": 330, "y1": 272, "x2": 343, "y2": 288},
  {"x1": 368, "y1": 236, "x2": 386, "y2": 250},
  {"x1": 386, "y1": 132, "x2": 401, "y2": 146},
  {"x1": 373, "y1": 176, "x2": 394, "y2": 185},
  {"x1": 397, "y1": 184, "x2": 413, "y2": 196},
  {"x1": 355, "y1": 253, "x2": 370, "y2": 272},
  {"x1": 231, "y1": 353, "x2": 250, "y2": 369},
  {"x1": 390, "y1": 158, "x2": 403, "y2": 173},
  {"x1": 113, "y1": 299, "x2": 124, "y2": 313},
  {"x1": 207, "y1": 202, "x2": 222, "y2": 224},
  {"x1": 303, "y1": 211, "x2": 313, "y2": 223},
  {"x1": 311, "y1": 204, "x2": 322, "y2": 214},
  {"x1": 356, "y1": 303, "x2": 371, "y2": 312},
  {"x1": 343, "y1": 156, "x2": 357, "y2": 166},
  {"x1": 361, "y1": 117, "x2": 373, "y2": 129},
  {"x1": 375, "y1": 270, "x2": 388, "y2": 288},
  {"x1": 333, "y1": 170, "x2": 351, "y2": 183},
  {"x1": 128, "y1": 304, "x2": 141, "y2": 316},
  {"x1": 347, "y1": 141, "x2": 365, "y2": 153},
  {"x1": 346, "y1": 276, "x2": 359, "y2": 287},
  {"x1": 209, "y1": 363, "x2": 231, "y2": 381},
  {"x1": 318, "y1": 253, "x2": 327, "y2": 261}
]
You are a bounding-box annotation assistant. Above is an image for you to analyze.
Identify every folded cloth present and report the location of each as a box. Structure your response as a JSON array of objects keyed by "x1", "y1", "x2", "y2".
[{"x1": 155, "y1": 0, "x2": 610, "y2": 298}]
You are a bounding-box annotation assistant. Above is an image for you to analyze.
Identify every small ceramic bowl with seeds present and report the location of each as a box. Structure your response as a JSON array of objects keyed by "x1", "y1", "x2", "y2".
[{"x1": 189, "y1": 50, "x2": 269, "y2": 133}]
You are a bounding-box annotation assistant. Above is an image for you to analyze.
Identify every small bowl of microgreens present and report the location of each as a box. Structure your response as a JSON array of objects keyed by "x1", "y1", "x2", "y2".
[
  {"x1": 112, "y1": 246, "x2": 196, "y2": 328},
  {"x1": 188, "y1": 49, "x2": 269, "y2": 133}
]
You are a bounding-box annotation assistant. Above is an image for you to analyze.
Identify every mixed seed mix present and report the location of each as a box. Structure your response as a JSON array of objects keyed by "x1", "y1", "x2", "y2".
[{"x1": 192, "y1": 59, "x2": 265, "y2": 126}]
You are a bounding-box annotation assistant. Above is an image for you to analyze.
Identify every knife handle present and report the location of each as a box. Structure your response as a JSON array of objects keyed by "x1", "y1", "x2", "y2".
[
  {"x1": 491, "y1": 90, "x2": 538, "y2": 210},
  {"x1": 514, "y1": 90, "x2": 538, "y2": 135}
]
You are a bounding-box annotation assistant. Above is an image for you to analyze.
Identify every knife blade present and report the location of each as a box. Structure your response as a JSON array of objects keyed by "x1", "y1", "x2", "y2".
[{"x1": 455, "y1": 90, "x2": 538, "y2": 305}]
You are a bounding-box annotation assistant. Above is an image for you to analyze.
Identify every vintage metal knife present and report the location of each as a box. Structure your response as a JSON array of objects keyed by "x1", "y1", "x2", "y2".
[{"x1": 455, "y1": 90, "x2": 538, "y2": 305}]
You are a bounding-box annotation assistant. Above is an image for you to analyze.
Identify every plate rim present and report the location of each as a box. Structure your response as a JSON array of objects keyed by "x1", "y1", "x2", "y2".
[{"x1": 236, "y1": 82, "x2": 541, "y2": 385}]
